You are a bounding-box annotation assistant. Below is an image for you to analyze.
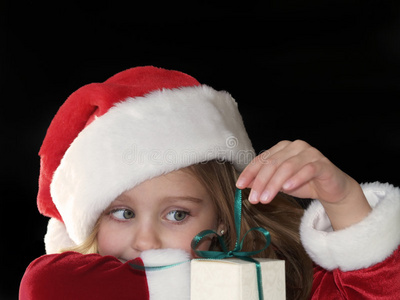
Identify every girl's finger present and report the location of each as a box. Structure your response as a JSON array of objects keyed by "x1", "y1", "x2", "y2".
[
  {"x1": 236, "y1": 151, "x2": 269, "y2": 189},
  {"x1": 247, "y1": 159, "x2": 280, "y2": 203},
  {"x1": 258, "y1": 154, "x2": 313, "y2": 203},
  {"x1": 236, "y1": 140, "x2": 294, "y2": 189}
]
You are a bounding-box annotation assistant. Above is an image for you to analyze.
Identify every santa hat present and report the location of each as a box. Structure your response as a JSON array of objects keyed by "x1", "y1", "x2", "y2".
[{"x1": 38, "y1": 66, "x2": 255, "y2": 254}]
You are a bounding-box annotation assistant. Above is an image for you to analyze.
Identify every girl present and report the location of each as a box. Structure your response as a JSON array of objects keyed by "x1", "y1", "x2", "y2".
[{"x1": 20, "y1": 66, "x2": 400, "y2": 299}]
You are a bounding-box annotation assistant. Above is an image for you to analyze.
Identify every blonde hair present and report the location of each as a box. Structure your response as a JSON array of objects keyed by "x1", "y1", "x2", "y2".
[
  {"x1": 64, "y1": 160, "x2": 313, "y2": 299},
  {"x1": 62, "y1": 220, "x2": 100, "y2": 254}
]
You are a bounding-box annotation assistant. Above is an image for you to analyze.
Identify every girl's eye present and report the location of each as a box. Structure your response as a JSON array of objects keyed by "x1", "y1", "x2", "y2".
[
  {"x1": 166, "y1": 210, "x2": 189, "y2": 222},
  {"x1": 110, "y1": 209, "x2": 135, "y2": 220}
]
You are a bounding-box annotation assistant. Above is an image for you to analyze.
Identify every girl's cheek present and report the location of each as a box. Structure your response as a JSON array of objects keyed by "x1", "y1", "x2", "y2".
[
  {"x1": 97, "y1": 222, "x2": 121, "y2": 256},
  {"x1": 97, "y1": 229, "x2": 111, "y2": 256}
]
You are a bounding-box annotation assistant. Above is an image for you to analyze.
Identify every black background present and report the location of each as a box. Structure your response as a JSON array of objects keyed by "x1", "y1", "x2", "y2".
[{"x1": 2, "y1": 1, "x2": 400, "y2": 298}]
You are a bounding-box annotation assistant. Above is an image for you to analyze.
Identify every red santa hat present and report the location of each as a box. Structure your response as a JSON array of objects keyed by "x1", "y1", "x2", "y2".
[{"x1": 38, "y1": 66, "x2": 255, "y2": 254}]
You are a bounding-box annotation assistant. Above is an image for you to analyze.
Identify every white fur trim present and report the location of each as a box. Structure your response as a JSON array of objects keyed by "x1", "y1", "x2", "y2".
[
  {"x1": 50, "y1": 85, "x2": 254, "y2": 245},
  {"x1": 44, "y1": 218, "x2": 76, "y2": 254},
  {"x1": 300, "y1": 182, "x2": 400, "y2": 271},
  {"x1": 140, "y1": 249, "x2": 191, "y2": 300}
]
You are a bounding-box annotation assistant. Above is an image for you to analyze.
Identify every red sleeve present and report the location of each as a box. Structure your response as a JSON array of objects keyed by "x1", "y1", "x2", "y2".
[
  {"x1": 310, "y1": 247, "x2": 400, "y2": 299},
  {"x1": 19, "y1": 251, "x2": 149, "y2": 300}
]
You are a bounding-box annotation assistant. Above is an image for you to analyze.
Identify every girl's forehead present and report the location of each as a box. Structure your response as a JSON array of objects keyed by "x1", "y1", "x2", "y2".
[
  {"x1": 140, "y1": 168, "x2": 204, "y2": 189},
  {"x1": 113, "y1": 167, "x2": 211, "y2": 203}
]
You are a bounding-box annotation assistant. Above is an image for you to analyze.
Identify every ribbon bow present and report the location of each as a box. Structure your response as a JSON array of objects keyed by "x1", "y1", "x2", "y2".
[{"x1": 191, "y1": 188, "x2": 271, "y2": 300}]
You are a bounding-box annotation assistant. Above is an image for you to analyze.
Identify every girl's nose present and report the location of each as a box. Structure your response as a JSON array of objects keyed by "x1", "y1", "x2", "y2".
[{"x1": 131, "y1": 224, "x2": 162, "y2": 252}]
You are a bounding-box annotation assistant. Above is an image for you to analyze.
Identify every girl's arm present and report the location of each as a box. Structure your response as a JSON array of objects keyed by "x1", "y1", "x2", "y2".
[{"x1": 236, "y1": 140, "x2": 372, "y2": 230}]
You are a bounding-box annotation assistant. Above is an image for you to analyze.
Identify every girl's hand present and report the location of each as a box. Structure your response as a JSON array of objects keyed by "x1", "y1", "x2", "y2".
[{"x1": 236, "y1": 140, "x2": 372, "y2": 230}]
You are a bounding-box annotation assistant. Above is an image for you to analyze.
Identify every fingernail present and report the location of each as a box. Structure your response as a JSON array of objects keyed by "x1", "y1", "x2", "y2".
[
  {"x1": 249, "y1": 190, "x2": 258, "y2": 203},
  {"x1": 260, "y1": 190, "x2": 270, "y2": 203},
  {"x1": 236, "y1": 178, "x2": 246, "y2": 189}
]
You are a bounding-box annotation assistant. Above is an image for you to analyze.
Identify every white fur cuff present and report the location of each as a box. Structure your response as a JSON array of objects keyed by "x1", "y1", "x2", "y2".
[{"x1": 300, "y1": 182, "x2": 400, "y2": 271}]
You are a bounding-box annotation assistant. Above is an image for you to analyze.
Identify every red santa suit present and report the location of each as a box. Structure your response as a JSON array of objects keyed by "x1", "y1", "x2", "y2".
[{"x1": 19, "y1": 67, "x2": 400, "y2": 299}]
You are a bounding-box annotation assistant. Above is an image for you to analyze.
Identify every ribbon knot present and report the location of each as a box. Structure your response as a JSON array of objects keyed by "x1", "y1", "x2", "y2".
[{"x1": 191, "y1": 188, "x2": 271, "y2": 300}]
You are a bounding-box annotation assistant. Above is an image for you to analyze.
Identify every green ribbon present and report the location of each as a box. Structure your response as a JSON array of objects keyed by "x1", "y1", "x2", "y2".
[
  {"x1": 191, "y1": 188, "x2": 271, "y2": 300},
  {"x1": 129, "y1": 260, "x2": 188, "y2": 272}
]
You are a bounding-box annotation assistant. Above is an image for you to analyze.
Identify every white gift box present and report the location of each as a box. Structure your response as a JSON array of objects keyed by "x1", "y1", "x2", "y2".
[{"x1": 191, "y1": 258, "x2": 285, "y2": 300}]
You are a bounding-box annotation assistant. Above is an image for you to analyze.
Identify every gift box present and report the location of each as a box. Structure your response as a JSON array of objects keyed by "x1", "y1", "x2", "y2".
[{"x1": 191, "y1": 258, "x2": 285, "y2": 300}]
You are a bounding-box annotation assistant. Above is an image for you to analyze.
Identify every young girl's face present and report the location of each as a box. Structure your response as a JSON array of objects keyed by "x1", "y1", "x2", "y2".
[{"x1": 97, "y1": 168, "x2": 223, "y2": 262}]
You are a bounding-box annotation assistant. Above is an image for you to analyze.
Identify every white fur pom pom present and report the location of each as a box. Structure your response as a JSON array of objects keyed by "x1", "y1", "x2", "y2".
[
  {"x1": 44, "y1": 218, "x2": 76, "y2": 254},
  {"x1": 140, "y1": 249, "x2": 191, "y2": 300}
]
